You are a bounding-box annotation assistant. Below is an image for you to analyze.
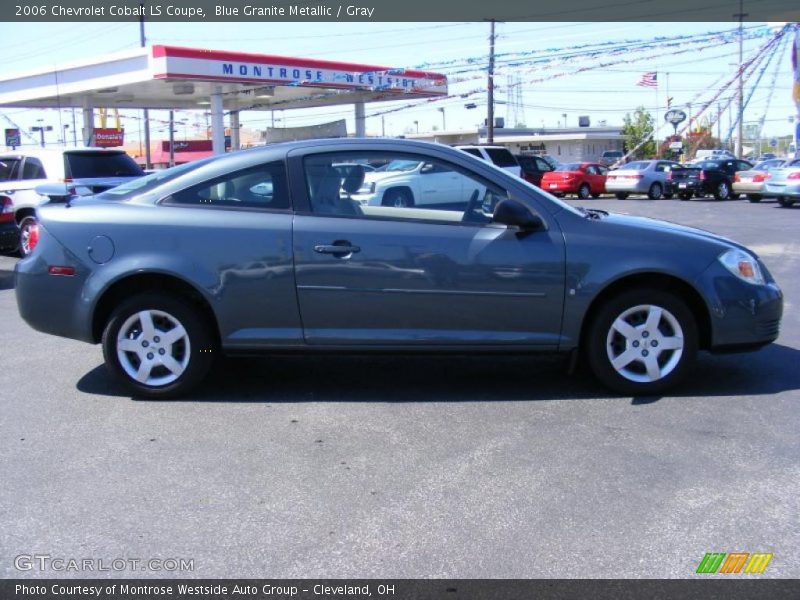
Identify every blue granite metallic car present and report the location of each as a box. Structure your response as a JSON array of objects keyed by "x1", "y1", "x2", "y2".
[{"x1": 15, "y1": 139, "x2": 783, "y2": 398}]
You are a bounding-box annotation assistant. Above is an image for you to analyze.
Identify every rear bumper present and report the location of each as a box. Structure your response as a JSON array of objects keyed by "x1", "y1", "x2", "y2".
[
  {"x1": 765, "y1": 182, "x2": 800, "y2": 198},
  {"x1": 605, "y1": 180, "x2": 648, "y2": 193}
]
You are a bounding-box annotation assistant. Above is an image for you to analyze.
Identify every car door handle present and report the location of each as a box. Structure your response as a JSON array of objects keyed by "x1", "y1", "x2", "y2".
[{"x1": 314, "y1": 244, "x2": 361, "y2": 255}]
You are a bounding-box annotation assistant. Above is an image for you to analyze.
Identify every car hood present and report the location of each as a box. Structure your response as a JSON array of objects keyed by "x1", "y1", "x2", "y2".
[{"x1": 601, "y1": 211, "x2": 743, "y2": 251}]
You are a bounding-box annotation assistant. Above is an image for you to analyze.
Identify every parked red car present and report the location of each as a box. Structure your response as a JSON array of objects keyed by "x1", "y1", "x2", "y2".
[{"x1": 540, "y1": 162, "x2": 608, "y2": 199}]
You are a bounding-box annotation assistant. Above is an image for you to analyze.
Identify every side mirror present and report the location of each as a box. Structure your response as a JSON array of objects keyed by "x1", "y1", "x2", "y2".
[{"x1": 492, "y1": 198, "x2": 544, "y2": 230}]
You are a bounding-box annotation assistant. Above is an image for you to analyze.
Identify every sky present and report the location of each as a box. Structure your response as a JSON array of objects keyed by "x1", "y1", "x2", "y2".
[{"x1": 0, "y1": 20, "x2": 797, "y2": 148}]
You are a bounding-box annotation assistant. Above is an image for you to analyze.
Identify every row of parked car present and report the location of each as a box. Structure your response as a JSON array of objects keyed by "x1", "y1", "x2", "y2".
[{"x1": 513, "y1": 152, "x2": 800, "y2": 205}]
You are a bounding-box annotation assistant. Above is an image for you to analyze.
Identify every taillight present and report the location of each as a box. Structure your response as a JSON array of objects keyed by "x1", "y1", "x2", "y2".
[
  {"x1": 788, "y1": 172, "x2": 800, "y2": 180},
  {"x1": 0, "y1": 196, "x2": 13, "y2": 223},
  {"x1": 734, "y1": 173, "x2": 740, "y2": 182},
  {"x1": 667, "y1": 172, "x2": 673, "y2": 181},
  {"x1": 48, "y1": 266, "x2": 75, "y2": 276},
  {"x1": 700, "y1": 171, "x2": 706, "y2": 181},
  {"x1": 752, "y1": 173, "x2": 765, "y2": 183}
]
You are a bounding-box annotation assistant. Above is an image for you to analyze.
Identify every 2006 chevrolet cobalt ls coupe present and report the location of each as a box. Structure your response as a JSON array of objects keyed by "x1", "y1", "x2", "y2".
[{"x1": 15, "y1": 139, "x2": 782, "y2": 398}]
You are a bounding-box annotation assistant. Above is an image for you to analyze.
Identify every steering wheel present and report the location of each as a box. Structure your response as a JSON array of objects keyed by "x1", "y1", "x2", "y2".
[{"x1": 461, "y1": 188, "x2": 484, "y2": 223}]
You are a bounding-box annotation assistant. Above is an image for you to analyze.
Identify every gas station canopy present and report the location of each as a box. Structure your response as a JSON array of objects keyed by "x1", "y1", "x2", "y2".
[{"x1": 0, "y1": 44, "x2": 448, "y2": 152}]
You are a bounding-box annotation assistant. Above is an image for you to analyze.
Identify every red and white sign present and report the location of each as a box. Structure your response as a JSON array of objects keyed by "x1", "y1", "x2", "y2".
[
  {"x1": 151, "y1": 46, "x2": 448, "y2": 95},
  {"x1": 94, "y1": 128, "x2": 124, "y2": 147}
]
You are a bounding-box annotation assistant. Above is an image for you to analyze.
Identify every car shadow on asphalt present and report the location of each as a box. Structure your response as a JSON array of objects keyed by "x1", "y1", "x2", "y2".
[{"x1": 76, "y1": 343, "x2": 800, "y2": 404}]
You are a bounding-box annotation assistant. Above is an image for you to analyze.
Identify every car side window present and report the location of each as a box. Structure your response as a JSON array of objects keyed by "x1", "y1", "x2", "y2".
[
  {"x1": 585, "y1": 165, "x2": 598, "y2": 175},
  {"x1": 598, "y1": 166, "x2": 609, "y2": 176},
  {"x1": 164, "y1": 161, "x2": 289, "y2": 210},
  {"x1": 534, "y1": 157, "x2": 551, "y2": 171},
  {"x1": 302, "y1": 152, "x2": 510, "y2": 225},
  {"x1": 0, "y1": 158, "x2": 21, "y2": 181},
  {"x1": 736, "y1": 161, "x2": 751, "y2": 171},
  {"x1": 21, "y1": 157, "x2": 46, "y2": 180}
]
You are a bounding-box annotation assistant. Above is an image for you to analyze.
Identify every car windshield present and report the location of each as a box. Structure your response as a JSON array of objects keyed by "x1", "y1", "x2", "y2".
[
  {"x1": 696, "y1": 161, "x2": 721, "y2": 170},
  {"x1": 96, "y1": 158, "x2": 216, "y2": 201},
  {"x1": 753, "y1": 160, "x2": 783, "y2": 171},
  {"x1": 555, "y1": 163, "x2": 582, "y2": 171},
  {"x1": 378, "y1": 159, "x2": 421, "y2": 172},
  {"x1": 623, "y1": 161, "x2": 649, "y2": 170},
  {"x1": 602, "y1": 152, "x2": 622, "y2": 157}
]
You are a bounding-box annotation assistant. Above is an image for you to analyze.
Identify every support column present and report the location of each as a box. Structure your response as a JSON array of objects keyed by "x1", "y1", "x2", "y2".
[
  {"x1": 230, "y1": 110, "x2": 240, "y2": 151},
  {"x1": 82, "y1": 100, "x2": 94, "y2": 147},
  {"x1": 354, "y1": 101, "x2": 366, "y2": 138},
  {"x1": 211, "y1": 86, "x2": 225, "y2": 155}
]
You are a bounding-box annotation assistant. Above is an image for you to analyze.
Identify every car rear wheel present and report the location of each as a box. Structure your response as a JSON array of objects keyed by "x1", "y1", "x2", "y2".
[
  {"x1": 577, "y1": 183, "x2": 591, "y2": 199},
  {"x1": 102, "y1": 292, "x2": 215, "y2": 398},
  {"x1": 382, "y1": 189, "x2": 414, "y2": 208},
  {"x1": 18, "y1": 216, "x2": 38, "y2": 257},
  {"x1": 714, "y1": 181, "x2": 731, "y2": 201},
  {"x1": 586, "y1": 289, "x2": 698, "y2": 395},
  {"x1": 777, "y1": 196, "x2": 795, "y2": 208},
  {"x1": 647, "y1": 183, "x2": 663, "y2": 200},
  {"x1": 614, "y1": 192, "x2": 629, "y2": 200},
  {"x1": 747, "y1": 194, "x2": 762, "y2": 203}
]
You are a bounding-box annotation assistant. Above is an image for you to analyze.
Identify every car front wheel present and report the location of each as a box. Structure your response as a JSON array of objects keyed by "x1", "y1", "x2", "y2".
[
  {"x1": 647, "y1": 183, "x2": 663, "y2": 200},
  {"x1": 102, "y1": 292, "x2": 215, "y2": 398},
  {"x1": 586, "y1": 289, "x2": 698, "y2": 395},
  {"x1": 714, "y1": 181, "x2": 731, "y2": 201},
  {"x1": 777, "y1": 196, "x2": 795, "y2": 208}
]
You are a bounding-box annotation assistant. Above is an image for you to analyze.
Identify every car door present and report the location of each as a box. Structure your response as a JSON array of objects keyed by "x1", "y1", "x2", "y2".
[
  {"x1": 417, "y1": 161, "x2": 463, "y2": 207},
  {"x1": 290, "y1": 148, "x2": 566, "y2": 347}
]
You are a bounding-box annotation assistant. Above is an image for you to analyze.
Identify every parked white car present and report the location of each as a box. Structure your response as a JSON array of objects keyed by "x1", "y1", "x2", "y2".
[
  {"x1": 0, "y1": 148, "x2": 143, "y2": 255},
  {"x1": 351, "y1": 159, "x2": 485, "y2": 208}
]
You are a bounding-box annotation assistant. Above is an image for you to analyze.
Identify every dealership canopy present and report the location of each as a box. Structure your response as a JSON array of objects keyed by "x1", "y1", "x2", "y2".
[{"x1": 0, "y1": 45, "x2": 448, "y2": 153}]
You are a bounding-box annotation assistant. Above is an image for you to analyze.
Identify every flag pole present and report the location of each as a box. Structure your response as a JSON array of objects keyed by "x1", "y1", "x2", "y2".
[{"x1": 654, "y1": 70, "x2": 659, "y2": 157}]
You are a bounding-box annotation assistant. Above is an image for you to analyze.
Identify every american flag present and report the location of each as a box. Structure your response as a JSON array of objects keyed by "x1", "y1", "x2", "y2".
[{"x1": 637, "y1": 72, "x2": 658, "y2": 88}]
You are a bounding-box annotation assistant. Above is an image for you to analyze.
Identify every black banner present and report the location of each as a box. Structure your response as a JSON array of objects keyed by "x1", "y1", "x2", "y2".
[
  {"x1": 3, "y1": 0, "x2": 800, "y2": 22},
  {"x1": 2, "y1": 579, "x2": 800, "y2": 600}
]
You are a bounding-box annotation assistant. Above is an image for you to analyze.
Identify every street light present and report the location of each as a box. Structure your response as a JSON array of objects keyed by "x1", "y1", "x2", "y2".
[
  {"x1": 413, "y1": 120, "x2": 419, "y2": 134},
  {"x1": 438, "y1": 107, "x2": 446, "y2": 131},
  {"x1": 30, "y1": 121, "x2": 53, "y2": 147},
  {"x1": 562, "y1": 113, "x2": 567, "y2": 129}
]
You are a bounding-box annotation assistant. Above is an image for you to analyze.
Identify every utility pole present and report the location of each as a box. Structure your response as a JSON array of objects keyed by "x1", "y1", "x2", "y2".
[
  {"x1": 487, "y1": 19, "x2": 496, "y2": 143},
  {"x1": 734, "y1": 0, "x2": 747, "y2": 158},
  {"x1": 140, "y1": 4, "x2": 152, "y2": 170}
]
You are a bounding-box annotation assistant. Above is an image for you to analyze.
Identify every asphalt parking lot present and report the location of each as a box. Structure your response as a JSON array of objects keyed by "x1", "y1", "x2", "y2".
[{"x1": 1, "y1": 194, "x2": 798, "y2": 579}]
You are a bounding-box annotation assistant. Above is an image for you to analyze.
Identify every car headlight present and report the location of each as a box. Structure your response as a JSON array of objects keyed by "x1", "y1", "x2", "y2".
[
  {"x1": 718, "y1": 248, "x2": 765, "y2": 285},
  {"x1": 357, "y1": 182, "x2": 376, "y2": 194}
]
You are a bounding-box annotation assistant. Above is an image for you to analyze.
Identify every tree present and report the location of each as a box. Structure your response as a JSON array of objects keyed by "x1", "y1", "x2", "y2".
[{"x1": 622, "y1": 107, "x2": 656, "y2": 159}]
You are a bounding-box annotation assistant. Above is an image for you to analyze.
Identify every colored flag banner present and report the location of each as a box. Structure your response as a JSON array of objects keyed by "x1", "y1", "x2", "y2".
[{"x1": 637, "y1": 71, "x2": 658, "y2": 88}]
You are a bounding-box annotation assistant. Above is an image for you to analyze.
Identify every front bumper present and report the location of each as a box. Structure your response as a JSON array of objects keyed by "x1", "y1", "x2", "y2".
[{"x1": 695, "y1": 259, "x2": 783, "y2": 350}]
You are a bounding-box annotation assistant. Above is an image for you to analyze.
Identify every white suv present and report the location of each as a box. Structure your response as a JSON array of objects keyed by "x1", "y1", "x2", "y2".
[
  {"x1": 454, "y1": 145, "x2": 521, "y2": 177},
  {"x1": 0, "y1": 148, "x2": 143, "y2": 255}
]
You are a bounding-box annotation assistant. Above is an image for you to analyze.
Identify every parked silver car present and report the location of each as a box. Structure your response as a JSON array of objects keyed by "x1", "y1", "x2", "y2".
[
  {"x1": 733, "y1": 158, "x2": 790, "y2": 202},
  {"x1": 764, "y1": 162, "x2": 800, "y2": 207},
  {"x1": 604, "y1": 160, "x2": 683, "y2": 199}
]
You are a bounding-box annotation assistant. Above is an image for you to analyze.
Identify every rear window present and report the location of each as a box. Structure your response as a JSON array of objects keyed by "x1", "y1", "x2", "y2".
[
  {"x1": 623, "y1": 161, "x2": 649, "y2": 171},
  {"x1": 0, "y1": 158, "x2": 21, "y2": 181},
  {"x1": 484, "y1": 147, "x2": 518, "y2": 167},
  {"x1": 695, "y1": 161, "x2": 722, "y2": 170},
  {"x1": 65, "y1": 151, "x2": 144, "y2": 179},
  {"x1": 602, "y1": 151, "x2": 623, "y2": 158},
  {"x1": 555, "y1": 163, "x2": 582, "y2": 171},
  {"x1": 97, "y1": 157, "x2": 216, "y2": 201}
]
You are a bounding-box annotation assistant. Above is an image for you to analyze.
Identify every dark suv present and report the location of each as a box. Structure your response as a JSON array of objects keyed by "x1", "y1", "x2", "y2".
[{"x1": 515, "y1": 155, "x2": 554, "y2": 187}]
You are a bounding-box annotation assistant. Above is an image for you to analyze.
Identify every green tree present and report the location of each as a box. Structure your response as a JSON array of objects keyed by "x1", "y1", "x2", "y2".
[{"x1": 622, "y1": 107, "x2": 656, "y2": 159}]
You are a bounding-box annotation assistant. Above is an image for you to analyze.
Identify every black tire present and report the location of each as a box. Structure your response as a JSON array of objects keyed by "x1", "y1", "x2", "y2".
[
  {"x1": 585, "y1": 288, "x2": 698, "y2": 396},
  {"x1": 679, "y1": 193, "x2": 692, "y2": 201},
  {"x1": 777, "y1": 197, "x2": 796, "y2": 208},
  {"x1": 577, "y1": 183, "x2": 591, "y2": 200},
  {"x1": 647, "y1": 182, "x2": 663, "y2": 200},
  {"x1": 18, "y1": 216, "x2": 38, "y2": 257},
  {"x1": 615, "y1": 192, "x2": 629, "y2": 200},
  {"x1": 713, "y1": 180, "x2": 731, "y2": 201},
  {"x1": 101, "y1": 292, "x2": 216, "y2": 399},
  {"x1": 663, "y1": 193, "x2": 673, "y2": 200},
  {"x1": 591, "y1": 193, "x2": 601, "y2": 199},
  {"x1": 382, "y1": 189, "x2": 414, "y2": 208},
  {"x1": 747, "y1": 194, "x2": 762, "y2": 203}
]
